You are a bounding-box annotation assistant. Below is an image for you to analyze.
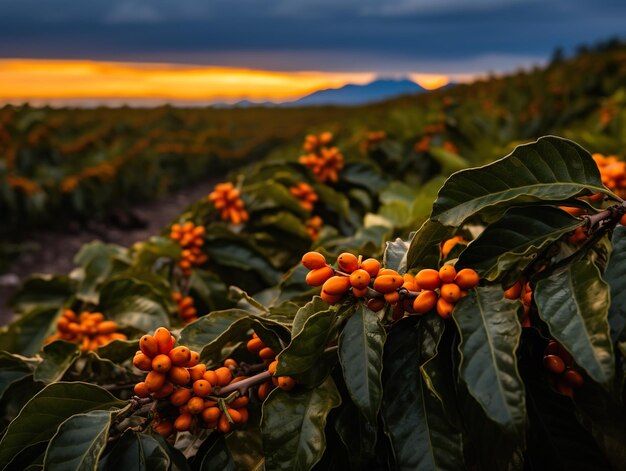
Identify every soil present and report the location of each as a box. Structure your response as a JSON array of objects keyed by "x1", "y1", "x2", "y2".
[{"x1": 0, "y1": 179, "x2": 217, "y2": 324}]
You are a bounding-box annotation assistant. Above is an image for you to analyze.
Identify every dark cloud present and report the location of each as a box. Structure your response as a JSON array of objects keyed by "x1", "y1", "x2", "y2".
[{"x1": 0, "y1": 0, "x2": 624, "y2": 73}]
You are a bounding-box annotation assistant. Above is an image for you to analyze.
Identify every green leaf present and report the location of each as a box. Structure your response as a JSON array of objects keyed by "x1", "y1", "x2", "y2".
[
  {"x1": 0, "y1": 382, "x2": 126, "y2": 470},
  {"x1": 291, "y1": 297, "x2": 332, "y2": 337},
  {"x1": 429, "y1": 145, "x2": 469, "y2": 175},
  {"x1": 338, "y1": 305, "x2": 386, "y2": 424},
  {"x1": 603, "y1": 226, "x2": 626, "y2": 343},
  {"x1": 198, "y1": 434, "x2": 236, "y2": 471},
  {"x1": 535, "y1": 258, "x2": 614, "y2": 385},
  {"x1": 99, "y1": 431, "x2": 170, "y2": 470},
  {"x1": 71, "y1": 241, "x2": 128, "y2": 304},
  {"x1": 179, "y1": 309, "x2": 250, "y2": 353},
  {"x1": 261, "y1": 378, "x2": 341, "y2": 471},
  {"x1": 43, "y1": 409, "x2": 113, "y2": 471},
  {"x1": 382, "y1": 236, "x2": 412, "y2": 274},
  {"x1": 276, "y1": 309, "x2": 337, "y2": 379},
  {"x1": 406, "y1": 220, "x2": 452, "y2": 270},
  {"x1": 97, "y1": 276, "x2": 171, "y2": 331},
  {"x1": 382, "y1": 316, "x2": 464, "y2": 470},
  {"x1": 95, "y1": 339, "x2": 139, "y2": 363},
  {"x1": 340, "y1": 162, "x2": 388, "y2": 193},
  {"x1": 34, "y1": 340, "x2": 80, "y2": 384},
  {"x1": 431, "y1": 136, "x2": 610, "y2": 227},
  {"x1": 457, "y1": 206, "x2": 582, "y2": 283},
  {"x1": 452, "y1": 286, "x2": 526, "y2": 441},
  {"x1": 0, "y1": 352, "x2": 35, "y2": 401},
  {"x1": 334, "y1": 401, "x2": 379, "y2": 470},
  {"x1": 0, "y1": 306, "x2": 59, "y2": 356},
  {"x1": 9, "y1": 275, "x2": 73, "y2": 313}
]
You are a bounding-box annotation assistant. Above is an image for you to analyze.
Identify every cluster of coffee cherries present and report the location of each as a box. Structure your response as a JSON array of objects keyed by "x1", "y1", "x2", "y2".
[
  {"x1": 208, "y1": 182, "x2": 249, "y2": 225},
  {"x1": 593, "y1": 153, "x2": 626, "y2": 199},
  {"x1": 46, "y1": 309, "x2": 126, "y2": 351},
  {"x1": 298, "y1": 132, "x2": 344, "y2": 183},
  {"x1": 171, "y1": 292, "x2": 198, "y2": 324},
  {"x1": 132, "y1": 327, "x2": 250, "y2": 436},
  {"x1": 169, "y1": 222, "x2": 208, "y2": 276},
  {"x1": 305, "y1": 215, "x2": 323, "y2": 241},
  {"x1": 301, "y1": 251, "x2": 479, "y2": 319},
  {"x1": 246, "y1": 332, "x2": 296, "y2": 397},
  {"x1": 289, "y1": 182, "x2": 319, "y2": 211},
  {"x1": 543, "y1": 340, "x2": 584, "y2": 398},
  {"x1": 504, "y1": 279, "x2": 533, "y2": 327}
]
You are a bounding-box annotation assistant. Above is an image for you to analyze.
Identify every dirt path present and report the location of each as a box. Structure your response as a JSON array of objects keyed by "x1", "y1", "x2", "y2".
[{"x1": 0, "y1": 178, "x2": 218, "y2": 323}]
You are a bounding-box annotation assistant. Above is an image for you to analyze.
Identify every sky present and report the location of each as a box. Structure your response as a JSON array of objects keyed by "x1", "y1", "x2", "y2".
[{"x1": 0, "y1": 0, "x2": 624, "y2": 104}]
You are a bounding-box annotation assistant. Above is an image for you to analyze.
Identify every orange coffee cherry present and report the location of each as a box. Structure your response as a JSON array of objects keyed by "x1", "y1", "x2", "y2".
[
  {"x1": 321, "y1": 291, "x2": 343, "y2": 304},
  {"x1": 169, "y1": 366, "x2": 191, "y2": 386},
  {"x1": 139, "y1": 335, "x2": 159, "y2": 358},
  {"x1": 169, "y1": 346, "x2": 192, "y2": 366},
  {"x1": 257, "y1": 381, "x2": 273, "y2": 401},
  {"x1": 441, "y1": 236, "x2": 464, "y2": 257},
  {"x1": 203, "y1": 370, "x2": 219, "y2": 386},
  {"x1": 134, "y1": 382, "x2": 150, "y2": 398},
  {"x1": 238, "y1": 408, "x2": 249, "y2": 424},
  {"x1": 186, "y1": 351, "x2": 201, "y2": 368},
  {"x1": 223, "y1": 358, "x2": 238, "y2": 369},
  {"x1": 152, "y1": 354, "x2": 172, "y2": 373},
  {"x1": 454, "y1": 269, "x2": 480, "y2": 289},
  {"x1": 563, "y1": 369, "x2": 584, "y2": 388},
  {"x1": 384, "y1": 292, "x2": 400, "y2": 304},
  {"x1": 367, "y1": 297, "x2": 386, "y2": 312},
  {"x1": 152, "y1": 382, "x2": 174, "y2": 399},
  {"x1": 170, "y1": 387, "x2": 192, "y2": 406},
  {"x1": 202, "y1": 407, "x2": 221, "y2": 423},
  {"x1": 215, "y1": 367, "x2": 233, "y2": 386},
  {"x1": 133, "y1": 352, "x2": 153, "y2": 371},
  {"x1": 415, "y1": 269, "x2": 441, "y2": 290},
  {"x1": 620, "y1": 214, "x2": 626, "y2": 226},
  {"x1": 259, "y1": 347, "x2": 275, "y2": 360},
  {"x1": 349, "y1": 269, "x2": 371, "y2": 289},
  {"x1": 436, "y1": 298, "x2": 455, "y2": 319},
  {"x1": 322, "y1": 276, "x2": 351, "y2": 295},
  {"x1": 378, "y1": 268, "x2": 401, "y2": 277},
  {"x1": 230, "y1": 396, "x2": 249, "y2": 408},
  {"x1": 302, "y1": 252, "x2": 327, "y2": 270},
  {"x1": 352, "y1": 287, "x2": 368, "y2": 297},
  {"x1": 440, "y1": 283, "x2": 461, "y2": 303},
  {"x1": 154, "y1": 327, "x2": 174, "y2": 354},
  {"x1": 360, "y1": 258, "x2": 380, "y2": 277},
  {"x1": 413, "y1": 291, "x2": 438, "y2": 314},
  {"x1": 373, "y1": 275, "x2": 403, "y2": 294},
  {"x1": 96, "y1": 320, "x2": 118, "y2": 335},
  {"x1": 439, "y1": 265, "x2": 457, "y2": 283},
  {"x1": 153, "y1": 419, "x2": 173, "y2": 437},
  {"x1": 174, "y1": 413, "x2": 193, "y2": 431},
  {"x1": 544, "y1": 355, "x2": 565, "y2": 374},
  {"x1": 337, "y1": 253, "x2": 359, "y2": 273},
  {"x1": 306, "y1": 266, "x2": 335, "y2": 286},
  {"x1": 189, "y1": 364, "x2": 207, "y2": 382},
  {"x1": 192, "y1": 379, "x2": 212, "y2": 397},
  {"x1": 218, "y1": 412, "x2": 231, "y2": 433},
  {"x1": 145, "y1": 371, "x2": 166, "y2": 392},
  {"x1": 556, "y1": 380, "x2": 574, "y2": 399},
  {"x1": 247, "y1": 337, "x2": 265, "y2": 353},
  {"x1": 504, "y1": 281, "x2": 523, "y2": 300},
  {"x1": 268, "y1": 360, "x2": 278, "y2": 375},
  {"x1": 187, "y1": 396, "x2": 205, "y2": 415},
  {"x1": 278, "y1": 376, "x2": 296, "y2": 391}
]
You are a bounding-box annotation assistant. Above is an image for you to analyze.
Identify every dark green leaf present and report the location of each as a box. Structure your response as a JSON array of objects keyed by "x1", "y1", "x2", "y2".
[
  {"x1": 95, "y1": 339, "x2": 139, "y2": 363},
  {"x1": 535, "y1": 258, "x2": 614, "y2": 385},
  {"x1": 431, "y1": 136, "x2": 610, "y2": 226},
  {"x1": 72, "y1": 241, "x2": 128, "y2": 304},
  {"x1": 406, "y1": 220, "x2": 452, "y2": 270},
  {"x1": 8, "y1": 275, "x2": 73, "y2": 313},
  {"x1": 383, "y1": 236, "x2": 412, "y2": 274},
  {"x1": 34, "y1": 340, "x2": 80, "y2": 384},
  {"x1": 0, "y1": 382, "x2": 126, "y2": 470},
  {"x1": 382, "y1": 316, "x2": 464, "y2": 470},
  {"x1": 604, "y1": 225, "x2": 626, "y2": 343},
  {"x1": 457, "y1": 206, "x2": 582, "y2": 283},
  {"x1": 261, "y1": 378, "x2": 341, "y2": 471},
  {"x1": 179, "y1": 309, "x2": 249, "y2": 352},
  {"x1": 452, "y1": 286, "x2": 526, "y2": 441},
  {"x1": 0, "y1": 306, "x2": 59, "y2": 356},
  {"x1": 43, "y1": 409, "x2": 113, "y2": 471},
  {"x1": 338, "y1": 305, "x2": 386, "y2": 424},
  {"x1": 198, "y1": 434, "x2": 236, "y2": 471},
  {"x1": 0, "y1": 352, "x2": 35, "y2": 401}
]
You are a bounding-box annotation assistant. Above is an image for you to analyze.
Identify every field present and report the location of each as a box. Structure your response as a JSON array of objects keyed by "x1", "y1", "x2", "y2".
[{"x1": 0, "y1": 41, "x2": 626, "y2": 470}]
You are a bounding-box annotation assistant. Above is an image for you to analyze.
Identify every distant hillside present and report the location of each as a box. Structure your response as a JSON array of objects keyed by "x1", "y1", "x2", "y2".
[{"x1": 284, "y1": 79, "x2": 427, "y2": 107}]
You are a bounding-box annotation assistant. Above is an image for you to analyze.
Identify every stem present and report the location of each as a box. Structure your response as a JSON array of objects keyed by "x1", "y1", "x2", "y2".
[
  {"x1": 583, "y1": 200, "x2": 626, "y2": 229},
  {"x1": 215, "y1": 370, "x2": 272, "y2": 396}
]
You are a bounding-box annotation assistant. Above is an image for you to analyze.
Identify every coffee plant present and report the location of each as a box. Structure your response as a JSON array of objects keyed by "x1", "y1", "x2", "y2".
[{"x1": 1, "y1": 135, "x2": 625, "y2": 470}]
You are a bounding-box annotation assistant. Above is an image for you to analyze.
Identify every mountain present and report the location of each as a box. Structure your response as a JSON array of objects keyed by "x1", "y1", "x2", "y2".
[{"x1": 284, "y1": 78, "x2": 427, "y2": 107}]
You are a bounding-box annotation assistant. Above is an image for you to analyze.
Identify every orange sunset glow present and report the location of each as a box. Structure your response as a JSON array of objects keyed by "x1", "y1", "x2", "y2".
[{"x1": 0, "y1": 59, "x2": 454, "y2": 105}]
